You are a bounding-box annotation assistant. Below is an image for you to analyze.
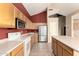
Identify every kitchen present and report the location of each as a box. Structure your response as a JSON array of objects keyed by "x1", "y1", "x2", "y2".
[{"x1": 0, "y1": 3, "x2": 79, "y2": 56}]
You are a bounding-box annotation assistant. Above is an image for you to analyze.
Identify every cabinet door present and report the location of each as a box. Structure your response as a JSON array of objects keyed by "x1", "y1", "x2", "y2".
[
  {"x1": 31, "y1": 34, "x2": 34, "y2": 47},
  {"x1": 63, "y1": 49, "x2": 72, "y2": 56},
  {"x1": 57, "y1": 41, "x2": 63, "y2": 56},
  {"x1": 53, "y1": 39, "x2": 57, "y2": 56},
  {"x1": 23, "y1": 16, "x2": 26, "y2": 22},
  {"x1": 63, "y1": 43, "x2": 73, "y2": 55},
  {"x1": 11, "y1": 43, "x2": 24, "y2": 56},
  {"x1": 0, "y1": 3, "x2": 14, "y2": 28},
  {"x1": 57, "y1": 44, "x2": 63, "y2": 56},
  {"x1": 19, "y1": 12, "x2": 24, "y2": 20},
  {"x1": 34, "y1": 33, "x2": 38, "y2": 44},
  {"x1": 16, "y1": 48, "x2": 24, "y2": 56},
  {"x1": 14, "y1": 7, "x2": 20, "y2": 18},
  {"x1": 53, "y1": 42, "x2": 57, "y2": 56},
  {"x1": 52, "y1": 38, "x2": 54, "y2": 49}
]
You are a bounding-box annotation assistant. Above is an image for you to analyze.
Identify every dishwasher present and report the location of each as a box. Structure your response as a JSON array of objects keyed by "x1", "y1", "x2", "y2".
[{"x1": 23, "y1": 36, "x2": 31, "y2": 56}]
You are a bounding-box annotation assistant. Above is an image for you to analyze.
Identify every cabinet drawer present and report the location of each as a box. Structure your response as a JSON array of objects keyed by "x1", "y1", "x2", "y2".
[
  {"x1": 63, "y1": 44, "x2": 73, "y2": 54},
  {"x1": 57, "y1": 44, "x2": 63, "y2": 56},
  {"x1": 11, "y1": 43, "x2": 24, "y2": 56}
]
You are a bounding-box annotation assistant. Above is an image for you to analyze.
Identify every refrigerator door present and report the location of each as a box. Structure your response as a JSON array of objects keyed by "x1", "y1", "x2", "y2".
[
  {"x1": 39, "y1": 35, "x2": 47, "y2": 42},
  {"x1": 38, "y1": 26, "x2": 47, "y2": 35}
]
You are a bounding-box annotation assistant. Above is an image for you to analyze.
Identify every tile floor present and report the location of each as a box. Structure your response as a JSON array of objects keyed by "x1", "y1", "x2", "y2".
[{"x1": 30, "y1": 42, "x2": 54, "y2": 56}]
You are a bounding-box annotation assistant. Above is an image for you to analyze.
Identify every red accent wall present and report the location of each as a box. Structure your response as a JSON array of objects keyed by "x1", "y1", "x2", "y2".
[
  {"x1": 0, "y1": 28, "x2": 38, "y2": 39},
  {"x1": 31, "y1": 11, "x2": 47, "y2": 23},
  {"x1": 0, "y1": 28, "x2": 28, "y2": 39},
  {"x1": 13, "y1": 3, "x2": 31, "y2": 20}
]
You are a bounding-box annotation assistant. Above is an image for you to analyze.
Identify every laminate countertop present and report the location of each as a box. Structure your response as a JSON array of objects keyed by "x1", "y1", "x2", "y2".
[
  {"x1": 52, "y1": 35, "x2": 79, "y2": 52},
  {"x1": 0, "y1": 41, "x2": 24, "y2": 56},
  {"x1": 0, "y1": 32, "x2": 34, "y2": 56}
]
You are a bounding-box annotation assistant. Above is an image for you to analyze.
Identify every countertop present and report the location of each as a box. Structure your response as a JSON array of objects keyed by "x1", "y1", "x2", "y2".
[
  {"x1": 52, "y1": 35, "x2": 79, "y2": 52},
  {"x1": 0, "y1": 41, "x2": 24, "y2": 56},
  {"x1": 0, "y1": 32, "x2": 34, "y2": 56}
]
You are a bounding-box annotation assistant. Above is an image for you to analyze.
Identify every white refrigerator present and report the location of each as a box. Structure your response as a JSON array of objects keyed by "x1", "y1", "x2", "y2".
[{"x1": 38, "y1": 25, "x2": 47, "y2": 42}]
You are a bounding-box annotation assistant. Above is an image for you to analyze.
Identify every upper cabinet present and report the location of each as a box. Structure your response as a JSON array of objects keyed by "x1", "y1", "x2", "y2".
[
  {"x1": 14, "y1": 7, "x2": 20, "y2": 18},
  {"x1": 14, "y1": 7, "x2": 24, "y2": 20},
  {"x1": 0, "y1": 3, "x2": 15, "y2": 28},
  {"x1": 0, "y1": 3, "x2": 33, "y2": 29},
  {"x1": 0, "y1": 3, "x2": 26, "y2": 28},
  {"x1": 19, "y1": 12, "x2": 24, "y2": 20}
]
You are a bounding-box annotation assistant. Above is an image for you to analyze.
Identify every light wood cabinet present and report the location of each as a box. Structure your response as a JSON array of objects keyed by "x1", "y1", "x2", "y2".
[
  {"x1": 16, "y1": 49, "x2": 24, "y2": 56},
  {"x1": 0, "y1": 4, "x2": 27, "y2": 28},
  {"x1": 10, "y1": 43, "x2": 24, "y2": 56},
  {"x1": 63, "y1": 44, "x2": 73, "y2": 55},
  {"x1": 57, "y1": 41, "x2": 63, "y2": 56},
  {"x1": 14, "y1": 7, "x2": 24, "y2": 21},
  {"x1": 0, "y1": 3, "x2": 15, "y2": 28},
  {"x1": 14, "y1": 7, "x2": 20, "y2": 19},
  {"x1": 31, "y1": 33, "x2": 38, "y2": 48},
  {"x1": 52, "y1": 37, "x2": 73, "y2": 56},
  {"x1": 34, "y1": 33, "x2": 38, "y2": 44},
  {"x1": 63, "y1": 49, "x2": 72, "y2": 56},
  {"x1": 23, "y1": 16, "x2": 26, "y2": 22},
  {"x1": 31, "y1": 34, "x2": 34, "y2": 47},
  {"x1": 52, "y1": 38, "x2": 57, "y2": 56},
  {"x1": 20, "y1": 12, "x2": 24, "y2": 20},
  {"x1": 57, "y1": 44, "x2": 63, "y2": 56}
]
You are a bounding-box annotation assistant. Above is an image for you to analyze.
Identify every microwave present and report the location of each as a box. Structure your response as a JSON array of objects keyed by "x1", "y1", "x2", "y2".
[{"x1": 15, "y1": 18, "x2": 25, "y2": 29}]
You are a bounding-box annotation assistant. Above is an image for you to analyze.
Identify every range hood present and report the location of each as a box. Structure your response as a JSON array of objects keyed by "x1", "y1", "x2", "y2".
[{"x1": 49, "y1": 13, "x2": 63, "y2": 18}]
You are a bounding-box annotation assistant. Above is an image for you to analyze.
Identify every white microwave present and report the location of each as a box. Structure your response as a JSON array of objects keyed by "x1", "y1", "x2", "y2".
[{"x1": 15, "y1": 18, "x2": 25, "y2": 29}]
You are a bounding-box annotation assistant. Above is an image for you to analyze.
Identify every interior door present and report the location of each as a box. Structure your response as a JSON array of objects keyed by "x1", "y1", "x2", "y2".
[
  {"x1": 49, "y1": 18, "x2": 59, "y2": 36},
  {"x1": 48, "y1": 18, "x2": 59, "y2": 43}
]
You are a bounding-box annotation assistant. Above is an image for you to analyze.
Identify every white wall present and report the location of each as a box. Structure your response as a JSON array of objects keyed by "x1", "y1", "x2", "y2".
[
  {"x1": 66, "y1": 15, "x2": 73, "y2": 36},
  {"x1": 33, "y1": 23, "x2": 46, "y2": 29}
]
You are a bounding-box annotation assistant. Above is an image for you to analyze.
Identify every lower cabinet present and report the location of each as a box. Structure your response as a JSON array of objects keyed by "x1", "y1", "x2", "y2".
[
  {"x1": 52, "y1": 38, "x2": 57, "y2": 56},
  {"x1": 31, "y1": 33, "x2": 38, "y2": 48},
  {"x1": 52, "y1": 37, "x2": 73, "y2": 56},
  {"x1": 63, "y1": 49, "x2": 72, "y2": 56},
  {"x1": 57, "y1": 44, "x2": 63, "y2": 56},
  {"x1": 10, "y1": 43, "x2": 24, "y2": 56},
  {"x1": 16, "y1": 49, "x2": 24, "y2": 56}
]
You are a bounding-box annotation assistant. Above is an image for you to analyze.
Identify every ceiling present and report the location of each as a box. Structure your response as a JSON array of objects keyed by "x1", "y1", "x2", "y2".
[
  {"x1": 23, "y1": 3, "x2": 79, "y2": 16},
  {"x1": 50, "y1": 3, "x2": 79, "y2": 16},
  {"x1": 23, "y1": 3, "x2": 52, "y2": 16}
]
